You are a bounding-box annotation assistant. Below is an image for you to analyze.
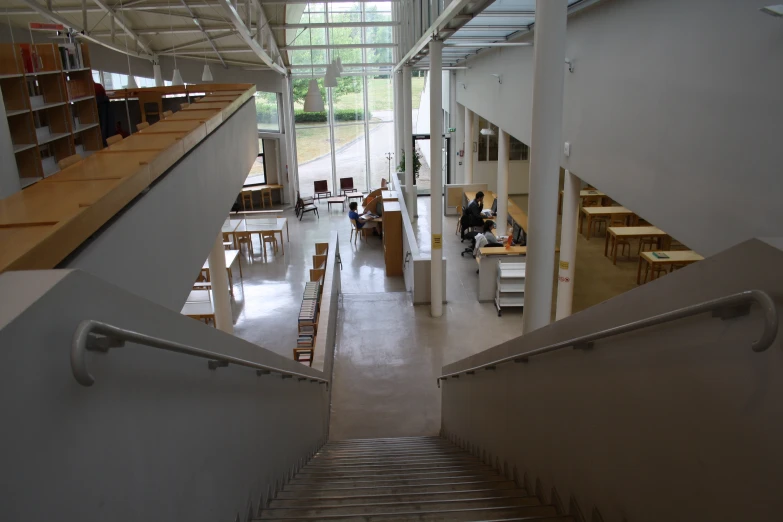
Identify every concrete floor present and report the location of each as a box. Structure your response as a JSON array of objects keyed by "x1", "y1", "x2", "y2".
[{"x1": 227, "y1": 193, "x2": 657, "y2": 440}]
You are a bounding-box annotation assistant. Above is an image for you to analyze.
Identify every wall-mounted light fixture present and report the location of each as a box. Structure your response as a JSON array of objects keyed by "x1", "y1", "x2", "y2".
[
  {"x1": 565, "y1": 60, "x2": 574, "y2": 73},
  {"x1": 458, "y1": 82, "x2": 467, "y2": 90},
  {"x1": 490, "y1": 74, "x2": 502, "y2": 84}
]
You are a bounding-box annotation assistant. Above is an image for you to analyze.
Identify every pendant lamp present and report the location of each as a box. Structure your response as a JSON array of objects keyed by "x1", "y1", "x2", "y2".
[
  {"x1": 167, "y1": 0, "x2": 183, "y2": 86},
  {"x1": 324, "y1": 63, "x2": 337, "y2": 88},
  {"x1": 126, "y1": 75, "x2": 138, "y2": 89},
  {"x1": 202, "y1": 64, "x2": 213, "y2": 82},
  {"x1": 153, "y1": 64, "x2": 163, "y2": 86},
  {"x1": 303, "y1": 79, "x2": 325, "y2": 112},
  {"x1": 172, "y1": 68, "x2": 184, "y2": 86},
  {"x1": 302, "y1": 11, "x2": 324, "y2": 112},
  {"x1": 335, "y1": 56, "x2": 344, "y2": 74}
]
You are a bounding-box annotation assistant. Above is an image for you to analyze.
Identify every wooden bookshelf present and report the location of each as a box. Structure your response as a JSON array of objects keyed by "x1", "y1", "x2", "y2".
[{"x1": 0, "y1": 41, "x2": 103, "y2": 189}]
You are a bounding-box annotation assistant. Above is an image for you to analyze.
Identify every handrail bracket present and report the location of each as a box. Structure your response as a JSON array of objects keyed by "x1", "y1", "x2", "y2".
[
  {"x1": 86, "y1": 333, "x2": 125, "y2": 353},
  {"x1": 713, "y1": 304, "x2": 751, "y2": 321}
]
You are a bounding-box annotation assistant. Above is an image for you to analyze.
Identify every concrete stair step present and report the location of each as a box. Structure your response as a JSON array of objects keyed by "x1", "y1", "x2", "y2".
[
  {"x1": 307, "y1": 454, "x2": 481, "y2": 470},
  {"x1": 276, "y1": 479, "x2": 520, "y2": 498},
  {"x1": 269, "y1": 488, "x2": 530, "y2": 508},
  {"x1": 256, "y1": 504, "x2": 559, "y2": 521},
  {"x1": 326, "y1": 437, "x2": 440, "y2": 445},
  {"x1": 260, "y1": 495, "x2": 540, "y2": 518},
  {"x1": 314, "y1": 450, "x2": 462, "y2": 460},
  {"x1": 289, "y1": 472, "x2": 503, "y2": 488},
  {"x1": 320, "y1": 442, "x2": 454, "y2": 452},
  {"x1": 295, "y1": 465, "x2": 493, "y2": 479},
  {"x1": 323, "y1": 440, "x2": 450, "y2": 449}
]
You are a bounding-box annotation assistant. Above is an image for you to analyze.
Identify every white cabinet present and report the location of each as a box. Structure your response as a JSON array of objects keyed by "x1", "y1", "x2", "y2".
[{"x1": 495, "y1": 261, "x2": 525, "y2": 316}]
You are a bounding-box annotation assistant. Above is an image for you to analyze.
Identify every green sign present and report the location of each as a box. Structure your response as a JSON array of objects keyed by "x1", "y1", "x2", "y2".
[{"x1": 448, "y1": 127, "x2": 456, "y2": 133}]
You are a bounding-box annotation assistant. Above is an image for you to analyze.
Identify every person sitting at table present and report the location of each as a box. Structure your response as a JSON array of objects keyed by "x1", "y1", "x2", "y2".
[
  {"x1": 461, "y1": 191, "x2": 485, "y2": 240},
  {"x1": 482, "y1": 220, "x2": 503, "y2": 247},
  {"x1": 349, "y1": 202, "x2": 378, "y2": 232}
]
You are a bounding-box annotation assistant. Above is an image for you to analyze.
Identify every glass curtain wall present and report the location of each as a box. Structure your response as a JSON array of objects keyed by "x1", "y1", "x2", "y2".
[{"x1": 292, "y1": 1, "x2": 395, "y2": 198}]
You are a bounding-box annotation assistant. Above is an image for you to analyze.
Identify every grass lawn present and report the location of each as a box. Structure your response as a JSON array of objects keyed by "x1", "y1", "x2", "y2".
[
  {"x1": 294, "y1": 76, "x2": 427, "y2": 113},
  {"x1": 296, "y1": 121, "x2": 383, "y2": 164}
]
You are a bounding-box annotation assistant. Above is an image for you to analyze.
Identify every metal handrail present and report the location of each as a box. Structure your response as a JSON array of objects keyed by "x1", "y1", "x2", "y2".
[
  {"x1": 71, "y1": 320, "x2": 329, "y2": 387},
  {"x1": 437, "y1": 290, "x2": 778, "y2": 387}
]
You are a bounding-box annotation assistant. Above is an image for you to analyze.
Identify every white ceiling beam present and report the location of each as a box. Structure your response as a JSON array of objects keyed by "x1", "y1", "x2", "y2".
[
  {"x1": 161, "y1": 46, "x2": 264, "y2": 54},
  {"x1": 214, "y1": 0, "x2": 285, "y2": 74},
  {"x1": 90, "y1": 0, "x2": 154, "y2": 55},
  {"x1": 157, "y1": 30, "x2": 239, "y2": 53},
  {"x1": 271, "y1": 22, "x2": 400, "y2": 29},
  {"x1": 288, "y1": 62, "x2": 394, "y2": 68},
  {"x1": 91, "y1": 26, "x2": 234, "y2": 36},
  {"x1": 179, "y1": 0, "x2": 227, "y2": 68},
  {"x1": 282, "y1": 43, "x2": 396, "y2": 50},
  {"x1": 19, "y1": 0, "x2": 153, "y2": 60}
]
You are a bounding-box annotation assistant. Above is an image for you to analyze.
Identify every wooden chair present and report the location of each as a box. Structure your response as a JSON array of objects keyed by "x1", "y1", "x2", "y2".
[
  {"x1": 136, "y1": 121, "x2": 150, "y2": 131},
  {"x1": 106, "y1": 134, "x2": 123, "y2": 145},
  {"x1": 380, "y1": 178, "x2": 388, "y2": 189},
  {"x1": 295, "y1": 192, "x2": 319, "y2": 220},
  {"x1": 313, "y1": 254, "x2": 327, "y2": 269},
  {"x1": 260, "y1": 231, "x2": 277, "y2": 260},
  {"x1": 610, "y1": 216, "x2": 631, "y2": 259},
  {"x1": 339, "y1": 177, "x2": 354, "y2": 195},
  {"x1": 310, "y1": 268, "x2": 325, "y2": 283},
  {"x1": 293, "y1": 348, "x2": 314, "y2": 367},
  {"x1": 638, "y1": 236, "x2": 659, "y2": 255},
  {"x1": 313, "y1": 180, "x2": 331, "y2": 200},
  {"x1": 350, "y1": 219, "x2": 372, "y2": 244},
  {"x1": 590, "y1": 216, "x2": 608, "y2": 237},
  {"x1": 260, "y1": 187, "x2": 273, "y2": 208},
  {"x1": 236, "y1": 234, "x2": 253, "y2": 257},
  {"x1": 162, "y1": 110, "x2": 173, "y2": 118},
  {"x1": 315, "y1": 242, "x2": 329, "y2": 257},
  {"x1": 180, "y1": 102, "x2": 190, "y2": 109},
  {"x1": 240, "y1": 189, "x2": 253, "y2": 210},
  {"x1": 57, "y1": 154, "x2": 82, "y2": 170}
]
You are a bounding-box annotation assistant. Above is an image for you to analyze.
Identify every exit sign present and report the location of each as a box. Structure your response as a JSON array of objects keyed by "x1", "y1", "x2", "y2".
[
  {"x1": 29, "y1": 22, "x2": 65, "y2": 31},
  {"x1": 448, "y1": 127, "x2": 456, "y2": 133}
]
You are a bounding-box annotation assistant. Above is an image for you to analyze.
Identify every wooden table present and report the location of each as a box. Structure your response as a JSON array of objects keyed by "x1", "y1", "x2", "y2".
[
  {"x1": 381, "y1": 190, "x2": 399, "y2": 201},
  {"x1": 346, "y1": 191, "x2": 365, "y2": 203},
  {"x1": 579, "y1": 206, "x2": 634, "y2": 239},
  {"x1": 221, "y1": 218, "x2": 243, "y2": 247},
  {"x1": 638, "y1": 250, "x2": 703, "y2": 284},
  {"x1": 326, "y1": 196, "x2": 346, "y2": 211},
  {"x1": 605, "y1": 226, "x2": 668, "y2": 264},
  {"x1": 559, "y1": 189, "x2": 607, "y2": 213},
  {"x1": 463, "y1": 190, "x2": 496, "y2": 213},
  {"x1": 181, "y1": 289, "x2": 215, "y2": 326},
  {"x1": 241, "y1": 183, "x2": 284, "y2": 209},
  {"x1": 236, "y1": 218, "x2": 289, "y2": 255},
  {"x1": 202, "y1": 249, "x2": 241, "y2": 294}
]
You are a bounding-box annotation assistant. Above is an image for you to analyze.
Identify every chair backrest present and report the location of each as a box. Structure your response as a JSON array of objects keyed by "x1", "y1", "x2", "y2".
[
  {"x1": 106, "y1": 134, "x2": 123, "y2": 145},
  {"x1": 313, "y1": 254, "x2": 327, "y2": 269},
  {"x1": 610, "y1": 216, "x2": 627, "y2": 227},
  {"x1": 310, "y1": 268, "x2": 325, "y2": 283},
  {"x1": 315, "y1": 243, "x2": 329, "y2": 256},
  {"x1": 314, "y1": 180, "x2": 329, "y2": 193},
  {"x1": 350, "y1": 218, "x2": 360, "y2": 231},
  {"x1": 162, "y1": 110, "x2": 173, "y2": 118},
  {"x1": 381, "y1": 178, "x2": 388, "y2": 189},
  {"x1": 57, "y1": 154, "x2": 82, "y2": 170},
  {"x1": 340, "y1": 177, "x2": 354, "y2": 190},
  {"x1": 136, "y1": 121, "x2": 150, "y2": 131},
  {"x1": 261, "y1": 231, "x2": 276, "y2": 240}
]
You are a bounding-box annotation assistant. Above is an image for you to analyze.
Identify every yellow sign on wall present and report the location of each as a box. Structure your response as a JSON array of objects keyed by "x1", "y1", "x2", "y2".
[
  {"x1": 559, "y1": 260, "x2": 569, "y2": 270},
  {"x1": 432, "y1": 234, "x2": 442, "y2": 250}
]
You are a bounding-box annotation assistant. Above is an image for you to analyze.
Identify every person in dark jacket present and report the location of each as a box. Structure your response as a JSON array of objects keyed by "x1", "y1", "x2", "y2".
[{"x1": 461, "y1": 191, "x2": 485, "y2": 239}]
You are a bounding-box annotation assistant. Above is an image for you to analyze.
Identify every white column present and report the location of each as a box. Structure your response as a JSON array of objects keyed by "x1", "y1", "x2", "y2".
[
  {"x1": 284, "y1": 74, "x2": 299, "y2": 204},
  {"x1": 403, "y1": 65, "x2": 414, "y2": 220},
  {"x1": 429, "y1": 38, "x2": 444, "y2": 317},
  {"x1": 394, "y1": 71, "x2": 403, "y2": 168},
  {"x1": 208, "y1": 233, "x2": 233, "y2": 334},
  {"x1": 464, "y1": 106, "x2": 474, "y2": 183},
  {"x1": 522, "y1": 0, "x2": 568, "y2": 334},
  {"x1": 448, "y1": 71, "x2": 457, "y2": 185},
  {"x1": 496, "y1": 129, "x2": 509, "y2": 236},
  {"x1": 556, "y1": 169, "x2": 579, "y2": 320}
]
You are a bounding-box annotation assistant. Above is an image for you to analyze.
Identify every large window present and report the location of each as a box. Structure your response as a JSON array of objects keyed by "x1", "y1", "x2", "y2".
[
  {"x1": 293, "y1": 1, "x2": 396, "y2": 197},
  {"x1": 255, "y1": 91, "x2": 280, "y2": 132},
  {"x1": 245, "y1": 139, "x2": 266, "y2": 185},
  {"x1": 477, "y1": 118, "x2": 529, "y2": 162}
]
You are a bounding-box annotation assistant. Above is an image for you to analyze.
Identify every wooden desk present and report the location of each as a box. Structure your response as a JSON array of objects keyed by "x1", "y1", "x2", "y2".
[
  {"x1": 221, "y1": 218, "x2": 243, "y2": 247},
  {"x1": 202, "y1": 249, "x2": 242, "y2": 294},
  {"x1": 605, "y1": 226, "x2": 668, "y2": 264},
  {"x1": 507, "y1": 200, "x2": 528, "y2": 231},
  {"x1": 382, "y1": 201, "x2": 403, "y2": 276},
  {"x1": 236, "y1": 218, "x2": 289, "y2": 255},
  {"x1": 381, "y1": 190, "x2": 399, "y2": 201},
  {"x1": 638, "y1": 250, "x2": 703, "y2": 284},
  {"x1": 479, "y1": 246, "x2": 528, "y2": 256},
  {"x1": 579, "y1": 206, "x2": 633, "y2": 239},
  {"x1": 559, "y1": 189, "x2": 607, "y2": 213},
  {"x1": 182, "y1": 289, "x2": 215, "y2": 326}
]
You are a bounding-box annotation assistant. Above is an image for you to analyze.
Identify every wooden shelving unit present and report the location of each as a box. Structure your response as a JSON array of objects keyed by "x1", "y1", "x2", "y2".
[{"x1": 0, "y1": 42, "x2": 102, "y2": 189}]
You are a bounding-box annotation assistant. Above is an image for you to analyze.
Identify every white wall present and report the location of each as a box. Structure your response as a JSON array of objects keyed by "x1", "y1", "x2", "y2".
[
  {"x1": 472, "y1": 159, "x2": 530, "y2": 195},
  {"x1": 456, "y1": 0, "x2": 783, "y2": 256}
]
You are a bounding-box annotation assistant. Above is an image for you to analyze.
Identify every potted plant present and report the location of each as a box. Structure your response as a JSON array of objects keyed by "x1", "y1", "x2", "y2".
[{"x1": 396, "y1": 149, "x2": 422, "y2": 185}]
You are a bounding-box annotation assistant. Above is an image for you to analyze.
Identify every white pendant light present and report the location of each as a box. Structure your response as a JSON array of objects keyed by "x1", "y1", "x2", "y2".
[
  {"x1": 201, "y1": 63, "x2": 213, "y2": 82},
  {"x1": 172, "y1": 68, "x2": 184, "y2": 86},
  {"x1": 324, "y1": 63, "x2": 337, "y2": 88},
  {"x1": 303, "y1": 79, "x2": 325, "y2": 112},
  {"x1": 335, "y1": 56, "x2": 344, "y2": 74},
  {"x1": 480, "y1": 126, "x2": 496, "y2": 136},
  {"x1": 153, "y1": 64, "x2": 163, "y2": 86},
  {"x1": 126, "y1": 75, "x2": 138, "y2": 89}
]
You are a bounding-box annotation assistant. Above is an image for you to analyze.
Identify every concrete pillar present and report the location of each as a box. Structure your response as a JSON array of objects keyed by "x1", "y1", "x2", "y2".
[
  {"x1": 284, "y1": 74, "x2": 299, "y2": 204},
  {"x1": 429, "y1": 38, "x2": 444, "y2": 317},
  {"x1": 464, "y1": 106, "x2": 474, "y2": 183},
  {"x1": 522, "y1": 0, "x2": 568, "y2": 334},
  {"x1": 394, "y1": 71, "x2": 403, "y2": 168},
  {"x1": 556, "y1": 169, "x2": 579, "y2": 320},
  {"x1": 496, "y1": 129, "x2": 509, "y2": 236},
  {"x1": 403, "y1": 65, "x2": 414, "y2": 220},
  {"x1": 208, "y1": 233, "x2": 233, "y2": 334}
]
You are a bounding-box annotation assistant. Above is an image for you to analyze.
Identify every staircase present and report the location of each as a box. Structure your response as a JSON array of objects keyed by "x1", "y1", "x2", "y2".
[{"x1": 257, "y1": 436, "x2": 572, "y2": 521}]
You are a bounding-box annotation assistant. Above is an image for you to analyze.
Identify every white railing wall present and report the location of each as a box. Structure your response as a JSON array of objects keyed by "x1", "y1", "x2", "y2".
[
  {"x1": 0, "y1": 269, "x2": 330, "y2": 522},
  {"x1": 440, "y1": 237, "x2": 783, "y2": 522}
]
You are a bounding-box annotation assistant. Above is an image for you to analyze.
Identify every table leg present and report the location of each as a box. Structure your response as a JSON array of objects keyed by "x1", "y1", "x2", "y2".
[
  {"x1": 613, "y1": 236, "x2": 618, "y2": 265},
  {"x1": 586, "y1": 216, "x2": 593, "y2": 240},
  {"x1": 579, "y1": 212, "x2": 584, "y2": 234},
  {"x1": 637, "y1": 256, "x2": 643, "y2": 284},
  {"x1": 604, "y1": 232, "x2": 610, "y2": 257},
  {"x1": 228, "y1": 267, "x2": 234, "y2": 296},
  {"x1": 237, "y1": 253, "x2": 243, "y2": 278},
  {"x1": 286, "y1": 221, "x2": 290, "y2": 242},
  {"x1": 279, "y1": 230, "x2": 285, "y2": 254}
]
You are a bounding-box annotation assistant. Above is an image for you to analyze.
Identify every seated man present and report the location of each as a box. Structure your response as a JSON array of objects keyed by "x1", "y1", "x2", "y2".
[
  {"x1": 461, "y1": 191, "x2": 485, "y2": 239},
  {"x1": 349, "y1": 202, "x2": 379, "y2": 231}
]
